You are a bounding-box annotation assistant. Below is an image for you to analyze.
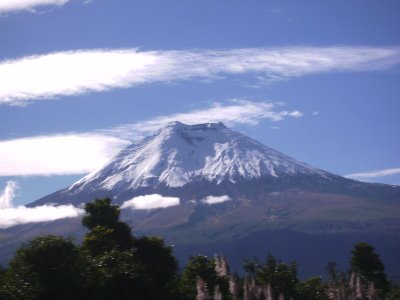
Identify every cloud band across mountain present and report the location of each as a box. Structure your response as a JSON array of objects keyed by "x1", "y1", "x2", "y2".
[
  {"x1": 121, "y1": 194, "x2": 180, "y2": 210},
  {"x1": 0, "y1": 181, "x2": 84, "y2": 228},
  {"x1": 0, "y1": 101, "x2": 302, "y2": 177},
  {"x1": 1, "y1": 46, "x2": 400, "y2": 105}
]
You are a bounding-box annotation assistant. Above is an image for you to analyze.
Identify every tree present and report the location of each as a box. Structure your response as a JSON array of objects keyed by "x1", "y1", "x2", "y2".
[
  {"x1": 297, "y1": 277, "x2": 328, "y2": 300},
  {"x1": 80, "y1": 198, "x2": 150, "y2": 299},
  {"x1": 350, "y1": 242, "x2": 389, "y2": 292},
  {"x1": 0, "y1": 235, "x2": 84, "y2": 300},
  {"x1": 83, "y1": 249, "x2": 146, "y2": 299},
  {"x1": 82, "y1": 198, "x2": 133, "y2": 254},
  {"x1": 82, "y1": 225, "x2": 119, "y2": 256},
  {"x1": 133, "y1": 236, "x2": 179, "y2": 299},
  {"x1": 180, "y1": 255, "x2": 219, "y2": 299},
  {"x1": 244, "y1": 254, "x2": 299, "y2": 299}
]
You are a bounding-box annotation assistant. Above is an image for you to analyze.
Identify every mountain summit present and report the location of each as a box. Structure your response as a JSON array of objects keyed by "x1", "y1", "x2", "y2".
[
  {"x1": 72, "y1": 121, "x2": 326, "y2": 190},
  {"x1": 33, "y1": 122, "x2": 398, "y2": 206}
]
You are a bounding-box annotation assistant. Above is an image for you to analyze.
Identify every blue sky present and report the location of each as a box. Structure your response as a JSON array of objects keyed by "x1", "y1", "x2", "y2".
[{"x1": 1, "y1": 0, "x2": 400, "y2": 208}]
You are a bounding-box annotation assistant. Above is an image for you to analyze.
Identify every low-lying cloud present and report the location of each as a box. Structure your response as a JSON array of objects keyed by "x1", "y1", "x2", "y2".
[
  {"x1": 1, "y1": 46, "x2": 400, "y2": 105},
  {"x1": 0, "y1": 204, "x2": 84, "y2": 228},
  {"x1": 0, "y1": 0, "x2": 69, "y2": 14},
  {"x1": 121, "y1": 194, "x2": 180, "y2": 210},
  {"x1": 202, "y1": 195, "x2": 232, "y2": 205},
  {"x1": 0, "y1": 181, "x2": 84, "y2": 228}
]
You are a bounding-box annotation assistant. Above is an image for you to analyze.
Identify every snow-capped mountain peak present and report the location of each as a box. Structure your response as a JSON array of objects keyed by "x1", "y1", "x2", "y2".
[{"x1": 69, "y1": 122, "x2": 326, "y2": 194}]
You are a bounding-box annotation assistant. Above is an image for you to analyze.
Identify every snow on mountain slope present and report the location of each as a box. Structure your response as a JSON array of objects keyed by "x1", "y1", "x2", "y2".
[{"x1": 68, "y1": 121, "x2": 328, "y2": 194}]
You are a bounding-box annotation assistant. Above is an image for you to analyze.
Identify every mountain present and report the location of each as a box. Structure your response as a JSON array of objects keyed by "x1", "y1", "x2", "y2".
[
  {"x1": 31, "y1": 121, "x2": 399, "y2": 207},
  {"x1": 3, "y1": 122, "x2": 400, "y2": 278}
]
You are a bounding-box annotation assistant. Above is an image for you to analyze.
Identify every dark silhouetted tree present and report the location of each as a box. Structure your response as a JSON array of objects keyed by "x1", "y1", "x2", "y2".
[
  {"x1": 244, "y1": 253, "x2": 299, "y2": 299},
  {"x1": 296, "y1": 276, "x2": 328, "y2": 300},
  {"x1": 133, "y1": 236, "x2": 179, "y2": 299},
  {"x1": 351, "y1": 242, "x2": 389, "y2": 292},
  {"x1": 82, "y1": 198, "x2": 133, "y2": 255},
  {"x1": 180, "y1": 255, "x2": 218, "y2": 299},
  {"x1": 0, "y1": 235, "x2": 84, "y2": 300}
]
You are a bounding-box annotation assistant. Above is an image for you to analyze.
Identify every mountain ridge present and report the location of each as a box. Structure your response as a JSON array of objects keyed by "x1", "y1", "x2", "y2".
[{"x1": 31, "y1": 121, "x2": 399, "y2": 207}]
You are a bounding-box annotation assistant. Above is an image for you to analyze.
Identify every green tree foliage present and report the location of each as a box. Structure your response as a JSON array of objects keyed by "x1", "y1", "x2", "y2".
[
  {"x1": 180, "y1": 255, "x2": 218, "y2": 299},
  {"x1": 82, "y1": 198, "x2": 133, "y2": 253},
  {"x1": 80, "y1": 198, "x2": 179, "y2": 299},
  {"x1": 296, "y1": 276, "x2": 328, "y2": 300},
  {"x1": 133, "y1": 236, "x2": 179, "y2": 299},
  {"x1": 1, "y1": 198, "x2": 398, "y2": 300},
  {"x1": 0, "y1": 235, "x2": 84, "y2": 300},
  {"x1": 82, "y1": 225, "x2": 119, "y2": 256},
  {"x1": 83, "y1": 249, "x2": 145, "y2": 299},
  {"x1": 244, "y1": 254, "x2": 299, "y2": 299},
  {"x1": 351, "y1": 242, "x2": 389, "y2": 292},
  {"x1": 81, "y1": 198, "x2": 148, "y2": 299}
]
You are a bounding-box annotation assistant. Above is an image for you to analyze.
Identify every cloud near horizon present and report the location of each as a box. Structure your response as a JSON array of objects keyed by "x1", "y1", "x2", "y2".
[
  {"x1": 0, "y1": 0, "x2": 69, "y2": 14},
  {"x1": 345, "y1": 167, "x2": 400, "y2": 180},
  {"x1": 0, "y1": 181, "x2": 84, "y2": 228},
  {"x1": 201, "y1": 195, "x2": 232, "y2": 205},
  {"x1": 0, "y1": 100, "x2": 302, "y2": 177},
  {"x1": 121, "y1": 194, "x2": 180, "y2": 210},
  {"x1": 1, "y1": 46, "x2": 400, "y2": 105}
]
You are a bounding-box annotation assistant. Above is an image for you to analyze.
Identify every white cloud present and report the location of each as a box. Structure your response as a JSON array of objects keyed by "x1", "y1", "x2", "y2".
[
  {"x1": 109, "y1": 100, "x2": 303, "y2": 139},
  {"x1": 121, "y1": 194, "x2": 180, "y2": 210},
  {"x1": 1, "y1": 46, "x2": 400, "y2": 105},
  {"x1": 0, "y1": 134, "x2": 130, "y2": 176},
  {"x1": 0, "y1": 0, "x2": 69, "y2": 14},
  {"x1": 0, "y1": 181, "x2": 83, "y2": 228},
  {"x1": 288, "y1": 111, "x2": 303, "y2": 118},
  {"x1": 345, "y1": 167, "x2": 400, "y2": 180},
  {"x1": 0, "y1": 180, "x2": 18, "y2": 208},
  {"x1": 0, "y1": 100, "x2": 302, "y2": 177},
  {"x1": 0, "y1": 204, "x2": 84, "y2": 228},
  {"x1": 201, "y1": 195, "x2": 232, "y2": 205}
]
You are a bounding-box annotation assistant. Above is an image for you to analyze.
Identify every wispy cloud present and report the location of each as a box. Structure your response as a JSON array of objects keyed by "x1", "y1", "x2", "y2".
[
  {"x1": 0, "y1": 100, "x2": 301, "y2": 177},
  {"x1": 346, "y1": 167, "x2": 400, "y2": 180},
  {"x1": 201, "y1": 195, "x2": 232, "y2": 205},
  {"x1": 121, "y1": 194, "x2": 180, "y2": 210},
  {"x1": 0, "y1": 181, "x2": 83, "y2": 228},
  {"x1": 1, "y1": 46, "x2": 400, "y2": 105},
  {"x1": 107, "y1": 100, "x2": 303, "y2": 140},
  {"x1": 0, "y1": 0, "x2": 69, "y2": 14}
]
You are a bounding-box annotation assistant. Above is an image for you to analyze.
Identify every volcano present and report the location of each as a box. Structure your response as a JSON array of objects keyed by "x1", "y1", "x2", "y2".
[
  {"x1": 3, "y1": 122, "x2": 400, "y2": 277},
  {"x1": 32, "y1": 121, "x2": 399, "y2": 207}
]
